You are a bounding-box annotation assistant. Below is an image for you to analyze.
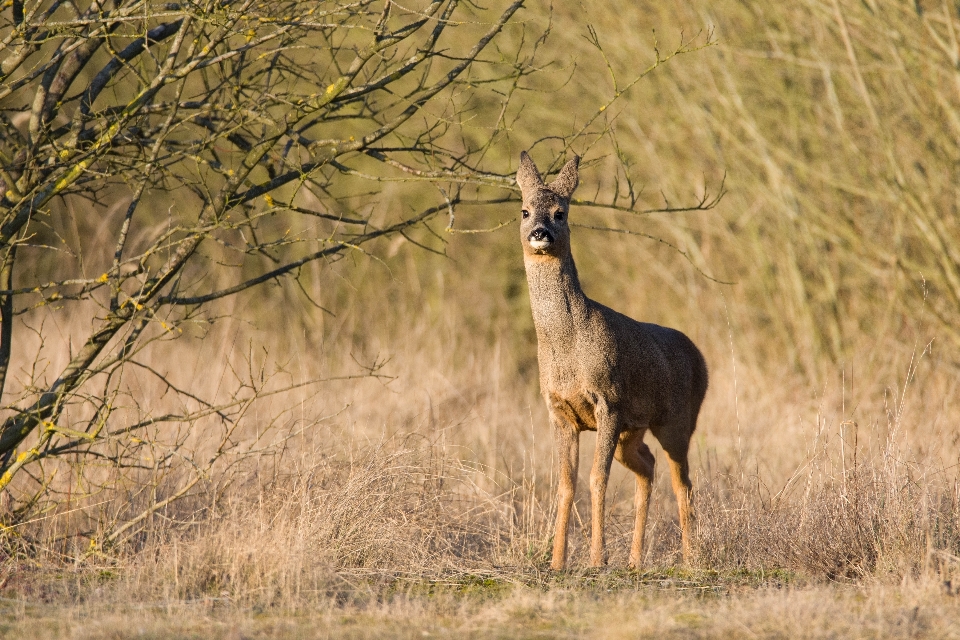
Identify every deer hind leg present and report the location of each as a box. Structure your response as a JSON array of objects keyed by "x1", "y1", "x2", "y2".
[
  {"x1": 615, "y1": 430, "x2": 655, "y2": 569},
  {"x1": 664, "y1": 443, "x2": 694, "y2": 565},
  {"x1": 551, "y1": 415, "x2": 579, "y2": 570}
]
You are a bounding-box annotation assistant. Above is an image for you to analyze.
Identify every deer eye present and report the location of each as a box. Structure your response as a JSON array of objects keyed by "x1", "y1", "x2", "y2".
[
  {"x1": 521, "y1": 210, "x2": 530, "y2": 219},
  {"x1": 554, "y1": 211, "x2": 564, "y2": 221}
]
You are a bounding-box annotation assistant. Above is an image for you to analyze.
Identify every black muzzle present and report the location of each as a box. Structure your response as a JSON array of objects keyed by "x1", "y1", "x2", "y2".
[{"x1": 529, "y1": 227, "x2": 553, "y2": 243}]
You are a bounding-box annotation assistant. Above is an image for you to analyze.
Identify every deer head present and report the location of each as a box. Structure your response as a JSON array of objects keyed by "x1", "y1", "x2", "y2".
[{"x1": 517, "y1": 151, "x2": 579, "y2": 259}]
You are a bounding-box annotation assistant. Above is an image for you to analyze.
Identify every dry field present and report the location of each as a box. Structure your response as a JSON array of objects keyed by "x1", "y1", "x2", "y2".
[{"x1": 3, "y1": 0, "x2": 960, "y2": 637}]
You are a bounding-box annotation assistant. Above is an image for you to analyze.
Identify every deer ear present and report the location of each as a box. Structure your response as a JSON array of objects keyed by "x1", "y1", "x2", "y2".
[
  {"x1": 516, "y1": 151, "x2": 544, "y2": 195},
  {"x1": 549, "y1": 155, "x2": 579, "y2": 199}
]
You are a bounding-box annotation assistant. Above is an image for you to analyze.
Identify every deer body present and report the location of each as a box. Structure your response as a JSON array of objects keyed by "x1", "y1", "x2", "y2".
[{"x1": 517, "y1": 152, "x2": 708, "y2": 569}]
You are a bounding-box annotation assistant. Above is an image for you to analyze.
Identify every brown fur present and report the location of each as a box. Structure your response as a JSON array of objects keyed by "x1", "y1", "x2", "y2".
[{"x1": 517, "y1": 151, "x2": 709, "y2": 569}]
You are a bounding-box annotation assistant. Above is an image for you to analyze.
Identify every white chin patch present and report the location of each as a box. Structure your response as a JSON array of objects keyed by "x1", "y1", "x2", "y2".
[{"x1": 529, "y1": 240, "x2": 552, "y2": 251}]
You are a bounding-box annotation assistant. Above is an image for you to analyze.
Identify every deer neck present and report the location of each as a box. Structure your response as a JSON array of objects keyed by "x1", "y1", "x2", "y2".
[{"x1": 524, "y1": 252, "x2": 588, "y2": 343}]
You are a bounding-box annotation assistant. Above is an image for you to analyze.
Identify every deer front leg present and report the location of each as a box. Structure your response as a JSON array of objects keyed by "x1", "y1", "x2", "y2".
[
  {"x1": 551, "y1": 413, "x2": 579, "y2": 570},
  {"x1": 589, "y1": 400, "x2": 620, "y2": 567}
]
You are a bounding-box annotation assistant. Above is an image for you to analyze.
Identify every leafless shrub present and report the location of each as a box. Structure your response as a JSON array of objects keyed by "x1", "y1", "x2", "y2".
[{"x1": 0, "y1": 0, "x2": 717, "y2": 538}]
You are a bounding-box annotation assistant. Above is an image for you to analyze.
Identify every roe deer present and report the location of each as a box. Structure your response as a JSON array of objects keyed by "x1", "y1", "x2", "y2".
[{"x1": 517, "y1": 151, "x2": 708, "y2": 569}]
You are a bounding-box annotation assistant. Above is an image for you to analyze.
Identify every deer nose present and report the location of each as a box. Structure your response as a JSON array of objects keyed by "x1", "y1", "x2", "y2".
[{"x1": 529, "y1": 227, "x2": 553, "y2": 243}]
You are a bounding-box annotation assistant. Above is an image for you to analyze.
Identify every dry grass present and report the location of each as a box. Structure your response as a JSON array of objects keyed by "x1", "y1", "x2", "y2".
[
  {"x1": 3, "y1": 0, "x2": 960, "y2": 635},
  {"x1": 3, "y1": 266, "x2": 958, "y2": 634},
  {"x1": 4, "y1": 579, "x2": 960, "y2": 638}
]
